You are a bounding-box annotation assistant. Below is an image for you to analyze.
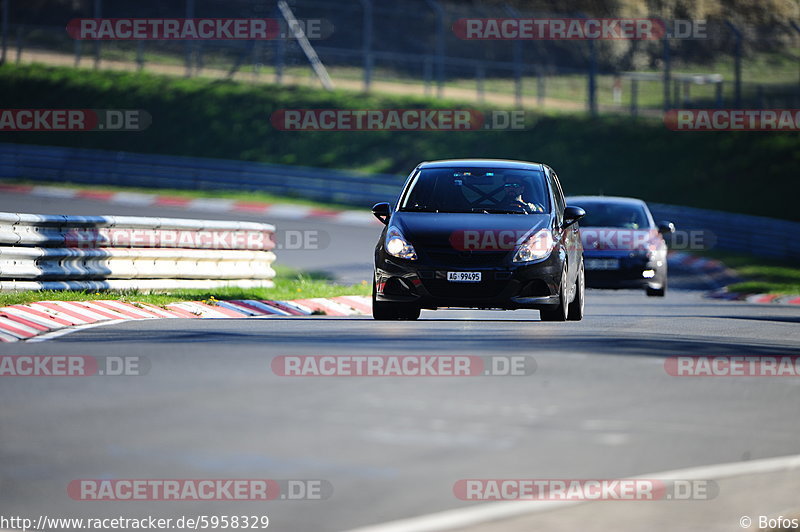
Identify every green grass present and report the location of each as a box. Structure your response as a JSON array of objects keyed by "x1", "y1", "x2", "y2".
[
  {"x1": 2, "y1": 63, "x2": 799, "y2": 221},
  {"x1": 0, "y1": 266, "x2": 371, "y2": 308},
  {"x1": 701, "y1": 250, "x2": 800, "y2": 295}
]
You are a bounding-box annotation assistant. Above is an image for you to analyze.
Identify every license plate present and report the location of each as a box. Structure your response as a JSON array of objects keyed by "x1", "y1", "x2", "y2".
[
  {"x1": 447, "y1": 271, "x2": 482, "y2": 282},
  {"x1": 585, "y1": 259, "x2": 620, "y2": 270}
]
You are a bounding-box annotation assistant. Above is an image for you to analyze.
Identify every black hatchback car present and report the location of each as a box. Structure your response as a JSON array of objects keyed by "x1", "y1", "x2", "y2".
[{"x1": 371, "y1": 159, "x2": 586, "y2": 321}]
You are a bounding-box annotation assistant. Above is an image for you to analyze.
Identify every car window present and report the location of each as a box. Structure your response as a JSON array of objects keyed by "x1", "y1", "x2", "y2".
[
  {"x1": 399, "y1": 168, "x2": 550, "y2": 214},
  {"x1": 572, "y1": 201, "x2": 651, "y2": 229},
  {"x1": 545, "y1": 169, "x2": 565, "y2": 224}
]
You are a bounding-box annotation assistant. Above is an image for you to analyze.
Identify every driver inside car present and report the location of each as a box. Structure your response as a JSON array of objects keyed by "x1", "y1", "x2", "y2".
[{"x1": 499, "y1": 176, "x2": 545, "y2": 213}]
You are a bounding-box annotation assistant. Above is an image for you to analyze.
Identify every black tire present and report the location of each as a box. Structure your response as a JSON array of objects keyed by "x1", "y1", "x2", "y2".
[
  {"x1": 646, "y1": 285, "x2": 666, "y2": 297},
  {"x1": 372, "y1": 280, "x2": 421, "y2": 320},
  {"x1": 540, "y1": 266, "x2": 569, "y2": 322},
  {"x1": 567, "y1": 260, "x2": 584, "y2": 321}
]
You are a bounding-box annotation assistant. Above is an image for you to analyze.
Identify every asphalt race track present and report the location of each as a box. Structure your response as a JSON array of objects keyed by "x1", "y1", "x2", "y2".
[{"x1": 1, "y1": 191, "x2": 799, "y2": 531}]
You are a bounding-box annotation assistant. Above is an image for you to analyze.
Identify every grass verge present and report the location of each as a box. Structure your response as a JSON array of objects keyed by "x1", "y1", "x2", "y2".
[
  {"x1": 0, "y1": 266, "x2": 371, "y2": 308},
  {"x1": 702, "y1": 250, "x2": 800, "y2": 295}
]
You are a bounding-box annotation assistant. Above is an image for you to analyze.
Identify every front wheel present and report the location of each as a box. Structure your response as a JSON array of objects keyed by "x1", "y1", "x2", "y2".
[
  {"x1": 540, "y1": 266, "x2": 569, "y2": 322},
  {"x1": 567, "y1": 260, "x2": 584, "y2": 321},
  {"x1": 372, "y1": 280, "x2": 420, "y2": 320}
]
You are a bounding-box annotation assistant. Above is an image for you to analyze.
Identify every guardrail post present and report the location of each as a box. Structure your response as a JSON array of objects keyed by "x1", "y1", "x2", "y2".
[
  {"x1": 0, "y1": 0, "x2": 8, "y2": 65},
  {"x1": 724, "y1": 21, "x2": 742, "y2": 108},
  {"x1": 359, "y1": 0, "x2": 373, "y2": 91},
  {"x1": 424, "y1": 0, "x2": 445, "y2": 98},
  {"x1": 93, "y1": 0, "x2": 101, "y2": 70}
]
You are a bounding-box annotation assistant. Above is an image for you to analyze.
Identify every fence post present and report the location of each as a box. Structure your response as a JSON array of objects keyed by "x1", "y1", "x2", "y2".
[
  {"x1": 136, "y1": 41, "x2": 144, "y2": 71},
  {"x1": 1, "y1": 0, "x2": 8, "y2": 65},
  {"x1": 791, "y1": 21, "x2": 800, "y2": 101},
  {"x1": 93, "y1": 0, "x2": 101, "y2": 69},
  {"x1": 15, "y1": 24, "x2": 21, "y2": 64},
  {"x1": 537, "y1": 67, "x2": 545, "y2": 106},
  {"x1": 662, "y1": 36, "x2": 671, "y2": 110},
  {"x1": 424, "y1": 0, "x2": 445, "y2": 98},
  {"x1": 185, "y1": 0, "x2": 195, "y2": 77},
  {"x1": 359, "y1": 0, "x2": 373, "y2": 92},
  {"x1": 725, "y1": 21, "x2": 742, "y2": 108},
  {"x1": 630, "y1": 78, "x2": 638, "y2": 117},
  {"x1": 673, "y1": 79, "x2": 679, "y2": 107},
  {"x1": 587, "y1": 38, "x2": 597, "y2": 117},
  {"x1": 423, "y1": 55, "x2": 433, "y2": 96},
  {"x1": 476, "y1": 62, "x2": 485, "y2": 103},
  {"x1": 505, "y1": 5, "x2": 523, "y2": 108},
  {"x1": 274, "y1": 5, "x2": 285, "y2": 84},
  {"x1": 715, "y1": 80, "x2": 723, "y2": 107}
]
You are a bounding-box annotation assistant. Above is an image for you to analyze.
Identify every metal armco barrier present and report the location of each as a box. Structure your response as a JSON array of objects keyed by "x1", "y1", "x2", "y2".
[
  {"x1": 1, "y1": 142, "x2": 798, "y2": 261},
  {"x1": 0, "y1": 211, "x2": 277, "y2": 292},
  {"x1": 648, "y1": 203, "x2": 800, "y2": 261},
  {"x1": 0, "y1": 142, "x2": 405, "y2": 207}
]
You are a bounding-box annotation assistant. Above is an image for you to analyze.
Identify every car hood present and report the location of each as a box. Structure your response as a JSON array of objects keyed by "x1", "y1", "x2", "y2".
[{"x1": 391, "y1": 211, "x2": 550, "y2": 250}]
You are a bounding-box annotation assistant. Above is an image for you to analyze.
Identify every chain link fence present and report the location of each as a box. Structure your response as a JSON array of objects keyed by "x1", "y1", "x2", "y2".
[{"x1": 2, "y1": 0, "x2": 800, "y2": 116}]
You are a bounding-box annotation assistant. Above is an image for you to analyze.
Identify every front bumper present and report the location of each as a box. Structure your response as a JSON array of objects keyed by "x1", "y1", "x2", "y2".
[
  {"x1": 583, "y1": 253, "x2": 664, "y2": 289},
  {"x1": 375, "y1": 252, "x2": 564, "y2": 310}
]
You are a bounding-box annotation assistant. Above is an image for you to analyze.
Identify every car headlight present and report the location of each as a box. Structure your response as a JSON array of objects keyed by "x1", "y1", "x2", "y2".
[
  {"x1": 513, "y1": 228, "x2": 554, "y2": 263},
  {"x1": 385, "y1": 226, "x2": 418, "y2": 260}
]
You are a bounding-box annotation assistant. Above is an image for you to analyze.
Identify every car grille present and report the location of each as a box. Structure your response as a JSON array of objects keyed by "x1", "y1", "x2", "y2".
[{"x1": 421, "y1": 278, "x2": 508, "y2": 299}]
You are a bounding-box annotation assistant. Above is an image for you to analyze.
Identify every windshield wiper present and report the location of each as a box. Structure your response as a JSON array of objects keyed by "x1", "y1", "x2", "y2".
[{"x1": 479, "y1": 208, "x2": 527, "y2": 214}]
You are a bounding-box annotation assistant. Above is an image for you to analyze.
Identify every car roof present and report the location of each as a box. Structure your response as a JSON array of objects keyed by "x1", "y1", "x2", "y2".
[
  {"x1": 566, "y1": 195, "x2": 649, "y2": 208},
  {"x1": 418, "y1": 159, "x2": 545, "y2": 171}
]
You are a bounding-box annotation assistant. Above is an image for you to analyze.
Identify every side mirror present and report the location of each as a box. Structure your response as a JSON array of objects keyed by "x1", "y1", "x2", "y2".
[
  {"x1": 372, "y1": 202, "x2": 392, "y2": 225},
  {"x1": 563, "y1": 206, "x2": 586, "y2": 228},
  {"x1": 658, "y1": 221, "x2": 676, "y2": 234}
]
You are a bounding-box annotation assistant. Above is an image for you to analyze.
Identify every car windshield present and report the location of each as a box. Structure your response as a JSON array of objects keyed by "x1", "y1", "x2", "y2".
[
  {"x1": 399, "y1": 168, "x2": 550, "y2": 214},
  {"x1": 572, "y1": 201, "x2": 651, "y2": 229}
]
